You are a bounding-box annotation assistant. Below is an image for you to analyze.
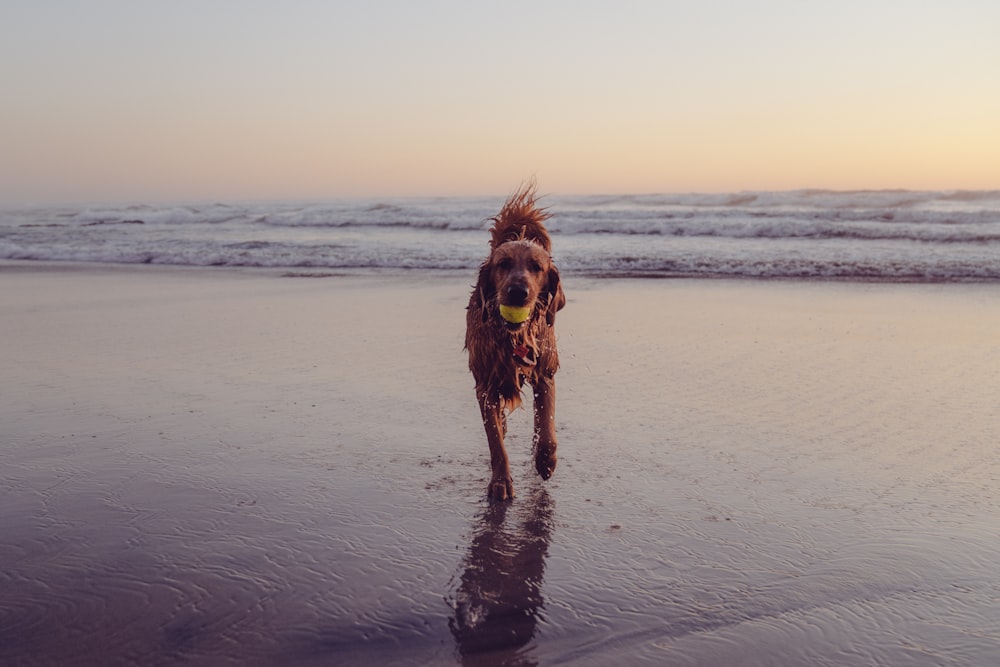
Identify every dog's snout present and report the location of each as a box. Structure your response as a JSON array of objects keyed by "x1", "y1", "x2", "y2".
[{"x1": 506, "y1": 284, "x2": 529, "y2": 305}]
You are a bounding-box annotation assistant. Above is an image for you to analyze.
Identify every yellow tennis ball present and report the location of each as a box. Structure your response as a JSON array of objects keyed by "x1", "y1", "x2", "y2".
[{"x1": 499, "y1": 304, "x2": 531, "y2": 323}]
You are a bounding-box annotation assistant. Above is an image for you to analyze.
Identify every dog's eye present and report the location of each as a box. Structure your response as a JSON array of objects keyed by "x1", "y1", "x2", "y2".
[
  {"x1": 529, "y1": 261, "x2": 544, "y2": 273},
  {"x1": 497, "y1": 258, "x2": 513, "y2": 270}
]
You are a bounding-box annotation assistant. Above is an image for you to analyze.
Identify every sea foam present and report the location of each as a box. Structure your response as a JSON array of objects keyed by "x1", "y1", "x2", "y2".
[{"x1": 2, "y1": 190, "x2": 998, "y2": 280}]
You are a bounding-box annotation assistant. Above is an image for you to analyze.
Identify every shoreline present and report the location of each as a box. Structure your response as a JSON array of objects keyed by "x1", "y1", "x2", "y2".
[{"x1": 6, "y1": 258, "x2": 1000, "y2": 286}]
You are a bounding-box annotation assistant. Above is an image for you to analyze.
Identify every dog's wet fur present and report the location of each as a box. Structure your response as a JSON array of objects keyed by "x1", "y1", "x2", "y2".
[{"x1": 465, "y1": 183, "x2": 566, "y2": 500}]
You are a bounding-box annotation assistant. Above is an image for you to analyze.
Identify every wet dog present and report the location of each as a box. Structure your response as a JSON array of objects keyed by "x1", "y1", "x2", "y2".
[{"x1": 465, "y1": 183, "x2": 566, "y2": 500}]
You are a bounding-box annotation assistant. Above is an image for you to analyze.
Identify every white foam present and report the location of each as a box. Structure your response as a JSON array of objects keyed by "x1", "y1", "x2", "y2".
[{"x1": 3, "y1": 191, "x2": 999, "y2": 280}]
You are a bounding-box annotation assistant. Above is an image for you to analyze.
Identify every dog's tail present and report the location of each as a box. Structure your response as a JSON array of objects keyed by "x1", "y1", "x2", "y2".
[{"x1": 489, "y1": 180, "x2": 552, "y2": 252}]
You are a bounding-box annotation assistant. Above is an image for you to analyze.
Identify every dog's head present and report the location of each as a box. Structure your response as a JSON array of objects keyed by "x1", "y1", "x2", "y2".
[{"x1": 476, "y1": 240, "x2": 565, "y2": 330}]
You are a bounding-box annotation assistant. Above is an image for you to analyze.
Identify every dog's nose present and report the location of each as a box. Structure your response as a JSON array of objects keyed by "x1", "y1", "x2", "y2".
[{"x1": 506, "y1": 284, "x2": 529, "y2": 305}]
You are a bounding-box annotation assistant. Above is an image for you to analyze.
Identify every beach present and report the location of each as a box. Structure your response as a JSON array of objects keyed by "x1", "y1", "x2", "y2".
[{"x1": 2, "y1": 261, "x2": 999, "y2": 665}]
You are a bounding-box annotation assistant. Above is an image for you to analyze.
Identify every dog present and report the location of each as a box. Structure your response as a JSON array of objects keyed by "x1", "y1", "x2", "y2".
[{"x1": 465, "y1": 183, "x2": 566, "y2": 500}]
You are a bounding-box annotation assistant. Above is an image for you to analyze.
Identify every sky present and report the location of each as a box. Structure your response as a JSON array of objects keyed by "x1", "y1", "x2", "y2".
[{"x1": 2, "y1": 0, "x2": 999, "y2": 204}]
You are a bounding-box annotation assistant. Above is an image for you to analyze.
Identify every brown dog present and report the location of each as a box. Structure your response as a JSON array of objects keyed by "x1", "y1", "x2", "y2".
[{"x1": 465, "y1": 183, "x2": 566, "y2": 500}]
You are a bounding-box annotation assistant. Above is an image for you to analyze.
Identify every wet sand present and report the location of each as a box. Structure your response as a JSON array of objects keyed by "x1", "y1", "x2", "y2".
[{"x1": 2, "y1": 261, "x2": 999, "y2": 666}]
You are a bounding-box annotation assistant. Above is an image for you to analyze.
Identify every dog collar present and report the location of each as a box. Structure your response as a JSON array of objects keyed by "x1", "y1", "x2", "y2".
[{"x1": 513, "y1": 343, "x2": 536, "y2": 366}]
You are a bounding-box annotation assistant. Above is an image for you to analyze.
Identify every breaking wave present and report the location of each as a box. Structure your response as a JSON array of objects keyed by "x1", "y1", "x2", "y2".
[{"x1": 3, "y1": 190, "x2": 999, "y2": 281}]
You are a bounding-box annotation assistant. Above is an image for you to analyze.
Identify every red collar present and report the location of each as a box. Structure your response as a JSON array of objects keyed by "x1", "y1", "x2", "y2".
[{"x1": 513, "y1": 343, "x2": 536, "y2": 366}]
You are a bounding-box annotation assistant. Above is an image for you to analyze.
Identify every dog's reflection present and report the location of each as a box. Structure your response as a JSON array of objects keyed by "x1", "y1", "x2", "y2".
[{"x1": 449, "y1": 484, "x2": 554, "y2": 666}]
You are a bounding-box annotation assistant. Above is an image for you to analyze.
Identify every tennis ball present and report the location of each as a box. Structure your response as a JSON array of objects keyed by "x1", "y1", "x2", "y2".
[{"x1": 499, "y1": 304, "x2": 531, "y2": 324}]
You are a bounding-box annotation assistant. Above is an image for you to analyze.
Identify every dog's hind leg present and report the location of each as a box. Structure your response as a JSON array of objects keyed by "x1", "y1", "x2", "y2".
[{"x1": 478, "y1": 392, "x2": 515, "y2": 500}]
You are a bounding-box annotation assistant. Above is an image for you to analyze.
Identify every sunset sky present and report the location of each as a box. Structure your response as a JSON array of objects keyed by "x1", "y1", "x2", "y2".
[{"x1": 2, "y1": 1, "x2": 998, "y2": 204}]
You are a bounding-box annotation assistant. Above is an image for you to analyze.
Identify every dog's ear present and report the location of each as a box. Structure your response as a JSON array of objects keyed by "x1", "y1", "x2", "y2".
[
  {"x1": 545, "y1": 264, "x2": 566, "y2": 326},
  {"x1": 475, "y1": 262, "x2": 494, "y2": 322}
]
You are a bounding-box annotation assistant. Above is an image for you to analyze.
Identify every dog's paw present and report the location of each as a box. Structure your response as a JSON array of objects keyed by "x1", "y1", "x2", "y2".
[
  {"x1": 487, "y1": 475, "x2": 515, "y2": 501},
  {"x1": 535, "y1": 446, "x2": 558, "y2": 481}
]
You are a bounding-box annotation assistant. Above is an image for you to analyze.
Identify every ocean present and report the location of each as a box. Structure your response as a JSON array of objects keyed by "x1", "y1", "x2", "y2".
[
  {"x1": 2, "y1": 189, "x2": 999, "y2": 281},
  {"x1": 5, "y1": 195, "x2": 1000, "y2": 664}
]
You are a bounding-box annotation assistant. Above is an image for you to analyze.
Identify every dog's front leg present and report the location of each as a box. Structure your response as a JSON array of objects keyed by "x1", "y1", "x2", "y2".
[
  {"x1": 532, "y1": 375, "x2": 558, "y2": 480},
  {"x1": 478, "y1": 392, "x2": 514, "y2": 500}
]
